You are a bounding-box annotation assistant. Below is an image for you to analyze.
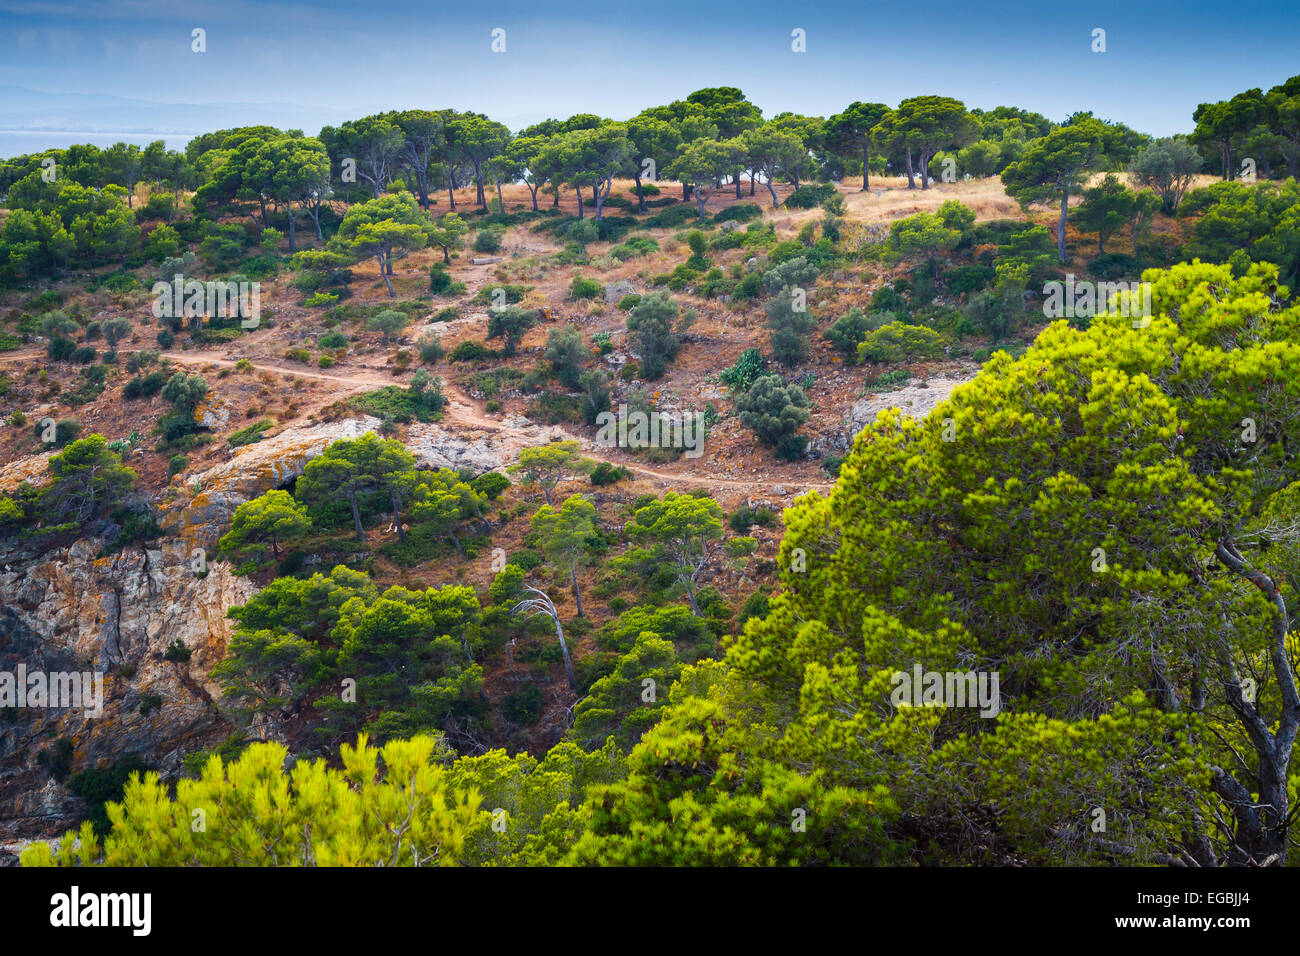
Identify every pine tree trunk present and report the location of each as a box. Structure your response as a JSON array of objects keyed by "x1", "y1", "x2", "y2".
[
  {"x1": 349, "y1": 491, "x2": 365, "y2": 540},
  {"x1": 1057, "y1": 190, "x2": 1069, "y2": 263},
  {"x1": 571, "y1": 566, "x2": 584, "y2": 617}
]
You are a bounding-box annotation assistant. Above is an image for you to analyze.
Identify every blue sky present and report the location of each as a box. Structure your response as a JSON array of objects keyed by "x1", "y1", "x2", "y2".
[{"x1": 0, "y1": 0, "x2": 1296, "y2": 137}]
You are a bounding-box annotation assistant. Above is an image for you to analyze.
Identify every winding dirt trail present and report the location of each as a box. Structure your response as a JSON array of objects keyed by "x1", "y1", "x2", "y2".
[
  {"x1": 165, "y1": 351, "x2": 837, "y2": 493},
  {"x1": 1, "y1": 345, "x2": 836, "y2": 494}
]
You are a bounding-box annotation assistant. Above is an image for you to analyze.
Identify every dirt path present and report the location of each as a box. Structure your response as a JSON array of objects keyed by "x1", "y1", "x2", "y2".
[
  {"x1": 158, "y1": 350, "x2": 836, "y2": 493},
  {"x1": 0, "y1": 345, "x2": 845, "y2": 495}
]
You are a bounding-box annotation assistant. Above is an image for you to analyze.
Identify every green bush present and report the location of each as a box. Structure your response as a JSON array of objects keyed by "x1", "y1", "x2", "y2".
[
  {"x1": 858, "y1": 322, "x2": 946, "y2": 364},
  {"x1": 729, "y1": 504, "x2": 777, "y2": 532},
  {"x1": 471, "y1": 284, "x2": 530, "y2": 306},
  {"x1": 67, "y1": 755, "x2": 150, "y2": 836},
  {"x1": 348, "y1": 385, "x2": 444, "y2": 423},
  {"x1": 529, "y1": 391, "x2": 583, "y2": 423},
  {"x1": 715, "y1": 202, "x2": 763, "y2": 222},
  {"x1": 946, "y1": 264, "x2": 995, "y2": 296},
  {"x1": 503, "y1": 684, "x2": 544, "y2": 724},
  {"x1": 1088, "y1": 253, "x2": 1140, "y2": 280},
  {"x1": 33, "y1": 417, "x2": 81, "y2": 447},
  {"x1": 473, "y1": 227, "x2": 505, "y2": 253},
  {"x1": 418, "y1": 336, "x2": 445, "y2": 363},
  {"x1": 646, "y1": 204, "x2": 698, "y2": 228},
  {"x1": 610, "y1": 236, "x2": 659, "y2": 260},
  {"x1": 228, "y1": 419, "x2": 272, "y2": 447},
  {"x1": 719, "y1": 347, "x2": 767, "y2": 393},
  {"x1": 168, "y1": 454, "x2": 189, "y2": 477},
  {"x1": 450, "y1": 339, "x2": 492, "y2": 362},
  {"x1": 470, "y1": 472, "x2": 511, "y2": 500},
  {"x1": 123, "y1": 370, "x2": 167, "y2": 399},
  {"x1": 591, "y1": 462, "x2": 633, "y2": 486},
  {"x1": 570, "y1": 276, "x2": 601, "y2": 300},
  {"x1": 784, "y1": 184, "x2": 836, "y2": 208},
  {"x1": 239, "y1": 255, "x2": 279, "y2": 281},
  {"x1": 429, "y1": 264, "x2": 454, "y2": 293}
]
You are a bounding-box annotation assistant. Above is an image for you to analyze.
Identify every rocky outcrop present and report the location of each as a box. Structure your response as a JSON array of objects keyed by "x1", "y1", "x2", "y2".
[
  {"x1": 0, "y1": 450, "x2": 53, "y2": 494},
  {"x1": 170, "y1": 416, "x2": 382, "y2": 550},
  {"x1": 0, "y1": 537, "x2": 257, "y2": 848},
  {"x1": 833, "y1": 371, "x2": 977, "y2": 451},
  {"x1": 604, "y1": 279, "x2": 636, "y2": 303},
  {"x1": 405, "y1": 422, "x2": 514, "y2": 475}
]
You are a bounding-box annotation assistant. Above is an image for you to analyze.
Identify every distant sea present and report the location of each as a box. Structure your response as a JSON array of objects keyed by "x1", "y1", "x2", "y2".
[{"x1": 0, "y1": 130, "x2": 194, "y2": 158}]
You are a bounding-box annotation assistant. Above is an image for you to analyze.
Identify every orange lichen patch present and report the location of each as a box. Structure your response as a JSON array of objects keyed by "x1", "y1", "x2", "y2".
[{"x1": 0, "y1": 451, "x2": 52, "y2": 493}]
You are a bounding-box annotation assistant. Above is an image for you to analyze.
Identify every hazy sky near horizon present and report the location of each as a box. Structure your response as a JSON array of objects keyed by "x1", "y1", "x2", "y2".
[{"x1": 1, "y1": 0, "x2": 1296, "y2": 136}]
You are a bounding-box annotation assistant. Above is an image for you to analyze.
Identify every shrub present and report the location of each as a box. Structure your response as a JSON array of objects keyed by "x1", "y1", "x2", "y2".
[
  {"x1": 473, "y1": 227, "x2": 505, "y2": 253},
  {"x1": 429, "y1": 264, "x2": 454, "y2": 293},
  {"x1": 229, "y1": 419, "x2": 272, "y2": 447},
  {"x1": 719, "y1": 347, "x2": 767, "y2": 394},
  {"x1": 529, "y1": 391, "x2": 583, "y2": 423},
  {"x1": 765, "y1": 287, "x2": 816, "y2": 366},
  {"x1": 240, "y1": 255, "x2": 279, "y2": 281},
  {"x1": 715, "y1": 202, "x2": 763, "y2": 222},
  {"x1": 946, "y1": 263, "x2": 995, "y2": 296},
  {"x1": 67, "y1": 755, "x2": 150, "y2": 836},
  {"x1": 591, "y1": 462, "x2": 633, "y2": 486},
  {"x1": 543, "y1": 325, "x2": 586, "y2": 389},
  {"x1": 418, "y1": 335, "x2": 445, "y2": 363},
  {"x1": 646, "y1": 204, "x2": 697, "y2": 228},
  {"x1": 625, "y1": 291, "x2": 682, "y2": 379},
  {"x1": 471, "y1": 472, "x2": 511, "y2": 500},
  {"x1": 34, "y1": 417, "x2": 79, "y2": 448},
  {"x1": 486, "y1": 305, "x2": 537, "y2": 357},
  {"x1": 1088, "y1": 253, "x2": 1140, "y2": 280},
  {"x1": 348, "y1": 384, "x2": 444, "y2": 423},
  {"x1": 123, "y1": 370, "x2": 167, "y2": 400},
  {"x1": 858, "y1": 322, "x2": 945, "y2": 364},
  {"x1": 783, "y1": 184, "x2": 836, "y2": 208},
  {"x1": 319, "y1": 331, "x2": 348, "y2": 349},
  {"x1": 471, "y1": 284, "x2": 530, "y2": 306},
  {"x1": 729, "y1": 504, "x2": 776, "y2": 533},
  {"x1": 164, "y1": 639, "x2": 192, "y2": 663},
  {"x1": 367, "y1": 309, "x2": 409, "y2": 343},
  {"x1": 450, "y1": 339, "x2": 492, "y2": 363},
  {"x1": 823, "y1": 307, "x2": 874, "y2": 358},
  {"x1": 570, "y1": 276, "x2": 601, "y2": 300},
  {"x1": 735, "y1": 374, "x2": 810, "y2": 461},
  {"x1": 611, "y1": 236, "x2": 659, "y2": 260},
  {"x1": 503, "y1": 685, "x2": 544, "y2": 724}
]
